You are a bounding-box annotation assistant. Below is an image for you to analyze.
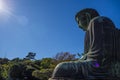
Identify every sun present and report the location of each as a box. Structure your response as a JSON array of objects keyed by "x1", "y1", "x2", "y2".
[
  {"x1": 0, "y1": 0, "x2": 13, "y2": 16},
  {"x1": 0, "y1": 0, "x2": 5, "y2": 12},
  {"x1": 0, "y1": 0, "x2": 14, "y2": 22},
  {"x1": 0, "y1": 0, "x2": 11, "y2": 14}
]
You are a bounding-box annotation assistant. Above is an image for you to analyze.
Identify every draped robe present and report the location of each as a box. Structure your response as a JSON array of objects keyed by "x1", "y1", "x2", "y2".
[{"x1": 49, "y1": 16, "x2": 120, "y2": 80}]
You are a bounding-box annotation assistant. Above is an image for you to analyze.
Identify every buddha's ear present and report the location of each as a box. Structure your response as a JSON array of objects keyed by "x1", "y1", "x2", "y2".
[{"x1": 85, "y1": 12, "x2": 91, "y2": 22}]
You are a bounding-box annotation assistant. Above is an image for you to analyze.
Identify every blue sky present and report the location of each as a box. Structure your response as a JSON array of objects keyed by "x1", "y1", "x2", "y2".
[{"x1": 0, "y1": 0, "x2": 120, "y2": 59}]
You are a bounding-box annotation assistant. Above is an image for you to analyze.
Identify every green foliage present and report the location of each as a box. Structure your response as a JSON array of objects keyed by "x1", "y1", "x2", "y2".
[
  {"x1": 9, "y1": 63, "x2": 26, "y2": 79},
  {"x1": 0, "y1": 58, "x2": 9, "y2": 64},
  {"x1": 11, "y1": 57, "x2": 23, "y2": 62},
  {"x1": 1, "y1": 64, "x2": 9, "y2": 79},
  {"x1": 0, "y1": 60, "x2": 13, "y2": 80},
  {"x1": 32, "y1": 69, "x2": 53, "y2": 80},
  {"x1": 40, "y1": 58, "x2": 53, "y2": 69},
  {"x1": 0, "y1": 65, "x2": 5, "y2": 80},
  {"x1": 0, "y1": 52, "x2": 77, "y2": 80}
]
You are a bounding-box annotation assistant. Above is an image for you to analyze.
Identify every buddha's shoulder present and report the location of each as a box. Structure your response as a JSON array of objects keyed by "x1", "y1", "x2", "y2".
[{"x1": 90, "y1": 16, "x2": 113, "y2": 23}]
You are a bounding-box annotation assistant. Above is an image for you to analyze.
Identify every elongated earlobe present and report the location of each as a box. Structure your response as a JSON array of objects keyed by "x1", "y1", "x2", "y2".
[{"x1": 86, "y1": 13, "x2": 91, "y2": 24}]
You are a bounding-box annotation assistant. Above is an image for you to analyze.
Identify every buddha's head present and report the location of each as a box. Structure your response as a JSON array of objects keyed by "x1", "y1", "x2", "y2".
[{"x1": 75, "y1": 8, "x2": 100, "y2": 31}]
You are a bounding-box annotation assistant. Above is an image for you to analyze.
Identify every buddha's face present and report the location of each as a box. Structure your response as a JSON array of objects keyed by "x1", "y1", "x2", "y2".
[{"x1": 76, "y1": 13, "x2": 91, "y2": 31}]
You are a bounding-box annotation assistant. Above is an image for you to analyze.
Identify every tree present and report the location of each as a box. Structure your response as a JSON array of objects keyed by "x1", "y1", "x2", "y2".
[
  {"x1": 54, "y1": 52, "x2": 76, "y2": 61},
  {"x1": 9, "y1": 64, "x2": 26, "y2": 80},
  {"x1": 25, "y1": 52, "x2": 36, "y2": 60},
  {"x1": 31, "y1": 58, "x2": 55, "y2": 80},
  {"x1": 0, "y1": 58, "x2": 9, "y2": 64},
  {"x1": 0, "y1": 64, "x2": 11, "y2": 79},
  {"x1": 40, "y1": 58, "x2": 54, "y2": 69},
  {"x1": 32, "y1": 69, "x2": 53, "y2": 80},
  {"x1": 0, "y1": 65, "x2": 5, "y2": 80},
  {"x1": 11, "y1": 57, "x2": 22, "y2": 63}
]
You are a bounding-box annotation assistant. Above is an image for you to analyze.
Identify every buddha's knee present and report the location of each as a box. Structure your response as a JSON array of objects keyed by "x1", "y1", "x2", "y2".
[
  {"x1": 52, "y1": 62, "x2": 70, "y2": 77},
  {"x1": 51, "y1": 61, "x2": 84, "y2": 79}
]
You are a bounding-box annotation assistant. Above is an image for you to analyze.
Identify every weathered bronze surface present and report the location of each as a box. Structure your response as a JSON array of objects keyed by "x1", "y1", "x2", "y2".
[{"x1": 49, "y1": 8, "x2": 120, "y2": 80}]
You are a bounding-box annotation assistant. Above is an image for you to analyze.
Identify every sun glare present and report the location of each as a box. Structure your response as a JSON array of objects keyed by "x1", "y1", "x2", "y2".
[
  {"x1": 0, "y1": 0, "x2": 14, "y2": 21},
  {"x1": 0, "y1": 0, "x2": 13, "y2": 14},
  {"x1": 0, "y1": 0, "x2": 6, "y2": 12}
]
